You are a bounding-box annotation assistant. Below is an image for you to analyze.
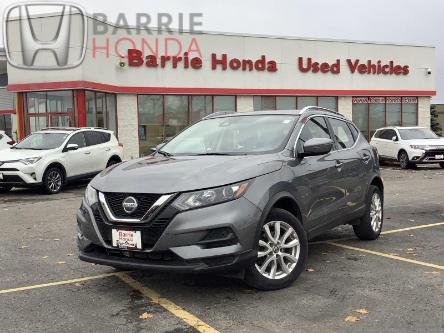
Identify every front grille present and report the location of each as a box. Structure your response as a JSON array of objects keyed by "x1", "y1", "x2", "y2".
[
  {"x1": 424, "y1": 149, "x2": 444, "y2": 160},
  {"x1": 104, "y1": 192, "x2": 161, "y2": 219},
  {"x1": 0, "y1": 175, "x2": 24, "y2": 183},
  {"x1": 91, "y1": 205, "x2": 175, "y2": 249}
]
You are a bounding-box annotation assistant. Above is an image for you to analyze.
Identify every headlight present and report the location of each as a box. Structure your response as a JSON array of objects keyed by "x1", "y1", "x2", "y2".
[
  {"x1": 19, "y1": 157, "x2": 42, "y2": 165},
  {"x1": 410, "y1": 145, "x2": 428, "y2": 150},
  {"x1": 172, "y1": 181, "x2": 251, "y2": 211},
  {"x1": 84, "y1": 184, "x2": 98, "y2": 206}
]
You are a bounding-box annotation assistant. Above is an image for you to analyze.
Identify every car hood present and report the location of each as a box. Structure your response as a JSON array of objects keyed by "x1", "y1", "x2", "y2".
[
  {"x1": 91, "y1": 154, "x2": 283, "y2": 193},
  {"x1": 0, "y1": 148, "x2": 50, "y2": 161},
  {"x1": 406, "y1": 138, "x2": 444, "y2": 146}
]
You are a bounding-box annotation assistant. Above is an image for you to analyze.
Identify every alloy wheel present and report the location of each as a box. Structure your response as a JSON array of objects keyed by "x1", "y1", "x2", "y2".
[
  {"x1": 255, "y1": 221, "x2": 300, "y2": 280},
  {"x1": 399, "y1": 152, "x2": 408, "y2": 169},
  {"x1": 369, "y1": 192, "x2": 382, "y2": 232},
  {"x1": 47, "y1": 170, "x2": 62, "y2": 192}
]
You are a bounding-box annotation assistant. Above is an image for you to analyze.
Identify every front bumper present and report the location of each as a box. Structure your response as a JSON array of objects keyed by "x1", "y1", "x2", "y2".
[
  {"x1": 77, "y1": 196, "x2": 262, "y2": 272},
  {"x1": 409, "y1": 149, "x2": 444, "y2": 164},
  {"x1": 0, "y1": 162, "x2": 41, "y2": 187}
]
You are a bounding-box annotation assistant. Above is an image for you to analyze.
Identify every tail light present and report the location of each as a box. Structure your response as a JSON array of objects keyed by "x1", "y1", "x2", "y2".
[
  {"x1": 118, "y1": 142, "x2": 124, "y2": 148},
  {"x1": 7, "y1": 140, "x2": 15, "y2": 145}
]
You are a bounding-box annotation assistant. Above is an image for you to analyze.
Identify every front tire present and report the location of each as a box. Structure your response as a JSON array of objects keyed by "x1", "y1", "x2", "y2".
[
  {"x1": 245, "y1": 208, "x2": 308, "y2": 290},
  {"x1": 353, "y1": 185, "x2": 383, "y2": 240},
  {"x1": 43, "y1": 167, "x2": 64, "y2": 194},
  {"x1": 398, "y1": 151, "x2": 411, "y2": 169}
]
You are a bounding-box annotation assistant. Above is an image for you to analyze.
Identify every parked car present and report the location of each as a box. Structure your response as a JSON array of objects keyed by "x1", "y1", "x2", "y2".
[
  {"x1": 0, "y1": 130, "x2": 15, "y2": 151},
  {"x1": 77, "y1": 107, "x2": 383, "y2": 290},
  {"x1": 0, "y1": 128, "x2": 123, "y2": 194},
  {"x1": 370, "y1": 126, "x2": 444, "y2": 169}
]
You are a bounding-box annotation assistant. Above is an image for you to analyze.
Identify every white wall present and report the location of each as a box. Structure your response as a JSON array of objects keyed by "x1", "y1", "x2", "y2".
[
  {"x1": 116, "y1": 94, "x2": 139, "y2": 160},
  {"x1": 236, "y1": 96, "x2": 254, "y2": 112},
  {"x1": 418, "y1": 97, "x2": 431, "y2": 128}
]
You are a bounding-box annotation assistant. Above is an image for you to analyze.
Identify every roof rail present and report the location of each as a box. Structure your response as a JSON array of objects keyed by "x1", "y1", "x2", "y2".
[
  {"x1": 41, "y1": 127, "x2": 80, "y2": 131},
  {"x1": 202, "y1": 111, "x2": 235, "y2": 120},
  {"x1": 298, "y1": 106, "x2": 342, "y2": 116}
]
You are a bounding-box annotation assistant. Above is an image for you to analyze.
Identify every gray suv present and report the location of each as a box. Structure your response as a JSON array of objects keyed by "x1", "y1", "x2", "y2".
[{"x1": 77, "y1": 107, "x2": 384, "y2": 290}]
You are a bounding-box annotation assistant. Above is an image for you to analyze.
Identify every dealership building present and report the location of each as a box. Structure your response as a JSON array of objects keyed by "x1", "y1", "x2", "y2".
[{"x1": 3, "y1": 9, "x2": 436, "y2": 159}]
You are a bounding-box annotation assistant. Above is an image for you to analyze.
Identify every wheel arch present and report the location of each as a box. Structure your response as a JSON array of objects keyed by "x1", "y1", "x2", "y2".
[
  {"x1": 398, "y1": 148, "x2": 408, "y2": 160},
  {"x1": 107, "y1": 155, "x2": 122, "y2": 164},
  {"x1": 254, "y1": 192, "x2": 305, "y2": 246},
  {"x1": 44, "y1": 162, "x2": 67, "y2": 182},
  {"x1": 370, "y1": 176, "x2": 384, "y2": 200}
]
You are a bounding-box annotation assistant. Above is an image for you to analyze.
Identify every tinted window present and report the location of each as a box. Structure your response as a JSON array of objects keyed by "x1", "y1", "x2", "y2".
[
  {"x1": 299, "y1": 117, "x2": 331, "y2": 144},
  {"x1": 374, "y1": 129, "x2": 384, "y2": 139},
  {"x1": 67, "y1": 133, "x2": 86, "y2": 148},
  {"x1": 348, "y1": 123, "x2": 360, "y2": 140},
  {"x1": 102, "y1": 132, "x2": 111, "y2": 142},
  {"x1": 84, "y1": 131, "x2": 105, "y2": 146},
  {"x1": 329, "y1": 118, "x2": 355, "y2": 149},
  {"x1": 382, "y1": 129, "x2": 397, "y2": 140}
]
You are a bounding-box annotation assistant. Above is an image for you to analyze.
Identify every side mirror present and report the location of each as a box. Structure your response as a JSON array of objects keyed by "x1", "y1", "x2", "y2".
[
  {"x1": 392, "y1": 136, "x2": 398, "y2": 142},
  {"x1": 150, "y1": 138, "x2": 172, "y2": 152},
  {"x1": 300, "y1": 138, "x2": 333, "y2": 157},
  {"x1": 64, "y1": 143, "x2": 79, "y2": 152}
]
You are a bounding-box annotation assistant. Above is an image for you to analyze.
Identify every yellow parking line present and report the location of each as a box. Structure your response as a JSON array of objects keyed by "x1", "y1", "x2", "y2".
[
  {"x1": 0, "y1": 272, "x2": 119, "y2": 295},
  {"x1": 326, "y1": 242, "x2": 444, "y2": 270},
  {"x1": 381, "y1": 221, "x2": 444, "y2": 235},
  {"x1": 116, "y1": 272, "x2": 220, "y2": 333}
]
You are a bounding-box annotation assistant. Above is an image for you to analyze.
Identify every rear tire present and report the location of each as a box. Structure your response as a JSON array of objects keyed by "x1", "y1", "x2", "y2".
[
  {"x1": 0, "y1": 185, "x2": 13, "y2": 193},
  {"x1": 353, "y1": 185, "x2": 383, "y2": 240},
  {"x1": 244, "y1": 208, "x2": 308, "y2": 290},
  {"x1": 439, "y1": 162, "x2": 444, "y2": 169},
  {"x1": 43, "y1": 167, "x2": 64, "y2": 194},
  {"x1": 398, "y1": 151, "x2": 411, "y2": 169}
]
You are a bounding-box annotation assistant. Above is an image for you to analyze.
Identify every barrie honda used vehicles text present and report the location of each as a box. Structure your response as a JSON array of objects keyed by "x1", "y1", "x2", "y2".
[
  {"x1": 78, "y1": 107, "x2": 384, "y2": 290},
  {"x1": 370, "y1": 126, "x2": 444, "y2": 169},
  {"x1": 0, "y1": 128, "x2": 123, "y2": 194}
]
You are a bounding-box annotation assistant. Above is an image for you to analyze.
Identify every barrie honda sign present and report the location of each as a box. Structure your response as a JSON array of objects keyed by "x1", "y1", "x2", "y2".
[{"x1": 127, "y1": 49, "x2": 410, "y2": 75}]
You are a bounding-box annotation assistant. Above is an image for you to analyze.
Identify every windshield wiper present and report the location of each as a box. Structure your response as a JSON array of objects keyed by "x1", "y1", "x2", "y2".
[
  {"x1": 195, "y1": 152, "x2": 235, "y2": 156},
  {"x1": 157, "y1": 150, "x2": 173, "y2": 157}
]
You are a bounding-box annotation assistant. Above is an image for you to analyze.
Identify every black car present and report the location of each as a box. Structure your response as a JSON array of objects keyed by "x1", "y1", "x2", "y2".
[{"x1": 77, "y1": 107, "x2": 383, "y2": 290}]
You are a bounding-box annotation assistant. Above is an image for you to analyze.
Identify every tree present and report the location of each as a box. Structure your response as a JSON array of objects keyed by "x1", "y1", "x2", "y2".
[{"x1": 430, "y1": 105, "x2": 442, "y2": 136}]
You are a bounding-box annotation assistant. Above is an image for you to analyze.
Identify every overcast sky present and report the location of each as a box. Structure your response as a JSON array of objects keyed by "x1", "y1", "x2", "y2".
[{"x1": 2, "y1": 0, "x2": 444, "y2": 102}]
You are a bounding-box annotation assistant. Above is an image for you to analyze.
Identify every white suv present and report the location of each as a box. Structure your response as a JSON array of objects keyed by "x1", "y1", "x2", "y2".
[
  {"x1": 370, "y1": 126, "x2": 444, "y2": 169},
  {"x1": 0, "y1": 128, "x2": 123, "y2": 194}
]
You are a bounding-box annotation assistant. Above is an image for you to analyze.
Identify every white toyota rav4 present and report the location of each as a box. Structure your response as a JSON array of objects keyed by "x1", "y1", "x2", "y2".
[
  {"x1": 0, "y1": 128, "x2": 123, "y2": 194},
  {"x1": 370, "y1": 126, "x2": 444, "y2": 169}
]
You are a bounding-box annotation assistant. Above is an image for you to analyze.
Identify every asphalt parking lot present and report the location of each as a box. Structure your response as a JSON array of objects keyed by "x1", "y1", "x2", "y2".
[{"x1": 1, "y1": 165, "x2": 443, "y2": 333}]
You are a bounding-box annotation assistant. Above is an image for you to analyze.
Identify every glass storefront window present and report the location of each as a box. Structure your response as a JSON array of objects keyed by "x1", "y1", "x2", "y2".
[
  {"x1": 85, "y1": 91, "x2": 117, "y2": 133},
  {"x1": 191, "y1": 96, "x2": 212, "y2": 123},
  {"x1": 297, "y1": 96, "x2": 317, "y2": 109},
  {"x1": 138, "y1": 95, "x2": 237, "y2": 156},
  {"x1": 254, "y1": 96, "x2": 337, "y2": 111},
  {"x1": 402, "y1": 97, "x2": 418, "y2": 126},
  {"x1": 138, "y1": 95, "x2": 164, "y2": 155},
  {"x1": 369, "y1": 97, "x2": 385, "y2": 138},
  {"x1": 276, "y1": 97, "x2": 296, "y2": 110},
  {"x1": 24, "y1": 90, "x2": 74, "y2": 134},
  {"x1": 352, "y1": 96, "x2": 418, "y2": 139},
  {"x1": 214, "y1": 96, "x2": 235, "y2": 111},
  {"x1": 318, "y1": 96, "x2": 337, "y2": 111},
  {"x1": 352, "y1": 99, "x2": 369, "y2": 139},
  {"x1": 386, "y1": 97, "x2": 401, "y2": 126},
  {"x1": 164, "y1": 96, "x2": 189, "y2": 138}
]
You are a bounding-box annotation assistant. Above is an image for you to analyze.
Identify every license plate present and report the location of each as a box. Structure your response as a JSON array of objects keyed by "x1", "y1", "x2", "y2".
[
  {"x1": 435, "y1": 154, "x2": 444, "y2": 159},
  {"x1": 112, "y1": 229, "x2": 142, "y2": 250}
]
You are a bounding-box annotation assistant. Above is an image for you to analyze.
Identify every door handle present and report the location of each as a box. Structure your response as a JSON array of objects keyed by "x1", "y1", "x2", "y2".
[
  {"x1": 105, "y1": 148, "x2": 111, "y2": 152},
  {"x1": 84, "y1": 151, "x2": 91, "y2": 155},
  {"x1": 362, "y1": 154, "x2": 371, "y2": 164},
  {"x1": 335, "y1": 161, "x2": 343, "y2": 169}
]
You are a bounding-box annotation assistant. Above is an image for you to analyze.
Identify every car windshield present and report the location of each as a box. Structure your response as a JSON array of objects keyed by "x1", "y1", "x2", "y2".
[
  {"x1": 160, "y1": 115, "x2": 298, "y2": 156},
  {"x1": 398, "y1": 128, "x2": 438, "y2": 140},
  {"x1": 14, "y1": 132, "x2": 69, "y2": 150}
]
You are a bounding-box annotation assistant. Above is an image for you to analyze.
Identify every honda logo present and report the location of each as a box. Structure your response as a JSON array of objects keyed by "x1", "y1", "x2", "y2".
[{"x1": 3, "y1": 2, "x2": 87, "y2": 69}]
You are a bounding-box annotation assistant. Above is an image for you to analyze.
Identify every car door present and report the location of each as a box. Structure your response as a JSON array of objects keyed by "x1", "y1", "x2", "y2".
[
  {"x1": 83, "y1": 131, "x2": 109, "y2": 172},
  {"x1": 62, "y1": 132, "x2": 91, "y2": 177},
  {"x1": 384, "y1": 129, "x2": 399, "y2": 159},
  {"x1": 371, "y1": 129, "x2": 388, "y2": 157},
  {"x1": 292, "y1": 116, "x2": 341, "y2": 232},
  {"x1": 326, "y1": 117, "x2": 364, "y2": 219}
]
